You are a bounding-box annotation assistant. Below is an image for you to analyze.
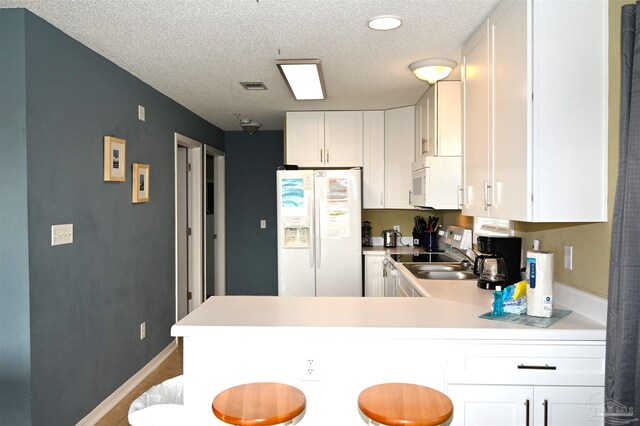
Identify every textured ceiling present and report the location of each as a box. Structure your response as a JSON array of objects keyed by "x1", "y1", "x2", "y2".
[{"x1": 0, "y1": 0, "x2": 499, "y2": 131}]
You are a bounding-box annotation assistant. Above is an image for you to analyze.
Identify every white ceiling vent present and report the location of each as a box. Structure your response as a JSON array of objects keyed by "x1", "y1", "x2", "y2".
[{"x1": 240, "y1": 82, "x2": 268, "y2": 90}]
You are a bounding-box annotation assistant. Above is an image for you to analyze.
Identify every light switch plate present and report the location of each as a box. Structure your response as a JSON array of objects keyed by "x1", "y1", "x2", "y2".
[
  {"x1": 564, "y1": 245, "x2": 573, "y2": 270},
  {"x1": 260, "y1": 220, "x2": 266, "y2": 229},
  {"x1": 138, "y1": 105, "x2": 145, "y2": 121},
  {"x1": 51, "y1": 224, "x2": 73, "y2": 246}
]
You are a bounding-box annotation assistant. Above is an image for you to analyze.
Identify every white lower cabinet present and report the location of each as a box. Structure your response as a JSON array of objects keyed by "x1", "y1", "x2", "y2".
[
  {"x1": 363, "y1": 254, "x2": 385, "y2": 297},
  {"x1": 448, "y1": 384, "x2": 603, "y2": 426},
  {"x1": 446, "y1": 342, "x2": 605, "y2": 425}
]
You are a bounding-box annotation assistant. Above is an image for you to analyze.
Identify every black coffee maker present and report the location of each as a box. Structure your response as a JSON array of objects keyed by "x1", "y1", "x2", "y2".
[{"x1": 474, "y1": 236, "x2": 522, "y2": 290}]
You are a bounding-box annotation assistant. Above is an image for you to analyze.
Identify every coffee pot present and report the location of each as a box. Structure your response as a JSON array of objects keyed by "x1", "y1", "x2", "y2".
[
  {"x1": 473, "y1": 254, "x2": 507, "y2": 290},
  {"x1": 381, "y1": 229, "x2": 400, "y2": 248}
]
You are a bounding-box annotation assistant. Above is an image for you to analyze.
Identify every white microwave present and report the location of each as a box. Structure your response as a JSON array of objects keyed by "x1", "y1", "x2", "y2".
[{"x1": 410, "y1": 156, "x2": 462, "y2": 209}]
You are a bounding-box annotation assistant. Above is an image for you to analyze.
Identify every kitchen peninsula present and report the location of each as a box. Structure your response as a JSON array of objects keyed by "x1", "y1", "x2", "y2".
[{"x1": 172, "y1": 292, "x2": 606, "y2": 425}]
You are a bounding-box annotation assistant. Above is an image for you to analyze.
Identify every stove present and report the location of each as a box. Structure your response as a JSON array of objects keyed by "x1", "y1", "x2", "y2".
[{"x1": 388, "y1": 226, "x2": 473, "y2": 264}]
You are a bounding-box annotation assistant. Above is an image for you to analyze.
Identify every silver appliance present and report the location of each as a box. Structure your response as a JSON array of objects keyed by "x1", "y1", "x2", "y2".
[{"x1": 381, "y1": 229, "x2": 399, "y2": 248}]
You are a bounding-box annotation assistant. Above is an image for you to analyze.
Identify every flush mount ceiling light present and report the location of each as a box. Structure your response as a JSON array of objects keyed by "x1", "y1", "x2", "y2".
[
  {"x1": 368, "y1": 15, "x2": 402, "y2": 31},
  {"x1": 276, "y1": 59, "x2": 326, "y2": 100},
  {"x1": 240, "y1": 119, "x2": 261, "y2": 136},
  {"x1": 409, "y1": 59, "x2": 457, "y2": 84}
]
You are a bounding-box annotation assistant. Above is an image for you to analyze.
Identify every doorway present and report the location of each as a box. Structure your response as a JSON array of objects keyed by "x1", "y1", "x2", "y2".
[
  {"x1": 205, "y1": 145, "x2": 226, "y2": 297},
  {"x1": 175, "y1": 133, "x2": 203, "y2": 321}
]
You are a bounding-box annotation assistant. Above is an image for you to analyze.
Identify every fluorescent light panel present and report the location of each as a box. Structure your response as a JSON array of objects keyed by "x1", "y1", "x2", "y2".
[{"x1": 277, "y1": 60, "x2": 326, "y2": 100}]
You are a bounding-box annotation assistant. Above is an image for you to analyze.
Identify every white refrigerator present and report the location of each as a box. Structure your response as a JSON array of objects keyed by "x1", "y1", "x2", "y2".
[{"x1": 277, "y1": 169, "x2": 362, "y2": 296}]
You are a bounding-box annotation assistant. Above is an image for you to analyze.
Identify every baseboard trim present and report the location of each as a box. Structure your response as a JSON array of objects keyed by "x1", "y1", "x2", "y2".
[{"x1": 76, "y1": 339, "x2": 178, "y2": 426}]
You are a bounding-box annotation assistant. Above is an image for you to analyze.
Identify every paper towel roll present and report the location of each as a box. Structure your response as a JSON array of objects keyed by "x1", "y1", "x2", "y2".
[{"x1": 526, "y1": 250, "x2": 554, "y2": 317}]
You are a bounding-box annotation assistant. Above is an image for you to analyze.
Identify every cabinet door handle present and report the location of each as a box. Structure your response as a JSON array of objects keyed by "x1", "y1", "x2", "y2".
[
  {"x1": 543, "y1": 399, "x2": 548, "y2": 426},
  {"x1": 457, "y1": 185, "x2": 462, "y2": 209},
  {"x1": 525, "y1": 399, "x2": 530, "y2": 426},
  {"x1": 326, "y1": 149, "x2": 329, "y2": 163},
  {"x1": 517, "y1": 364, "x2": 557, "y2": 370},
  {"x1": 409, "y1": 190, "x2": 412, "y2": 205},
  {"x1": 380, "y1": 192, "x2": 384, "y2": 207},
  {"x1": 483, "y1": 181, "x2": 493, "y2": 209},
  {"x1": 320, "y1": 149, "x2": 323, "y2": 162}
]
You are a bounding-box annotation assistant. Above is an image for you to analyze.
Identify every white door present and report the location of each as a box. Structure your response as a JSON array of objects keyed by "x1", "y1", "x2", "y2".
[
  {"x1": 533, "y1": 386, "x2": 604, "y2": 426},
  {"x1": 174, "y1": 133, "x2": 204, "y2": 320},
  {"x1": 285, "y1": 112, "x2": 325, "y2": 167},
  {"x1": 364, "y1": 255, "x2": 385, "y2": 297},
  {"x1": 490, "y1": 0, "x2": 529, "y2": 220},
  {"x1": 204, "y1": 147, "x2": 226, "y2": 297},
  {"x1": 324, "y1": 111, "x2": 363, "y2": 167},
  {"x1": 362, "y1": 111, "x2": 385, "y2": 209},
  {"x1": 277, "y1": 170, "x2": 316, "y2": 296},
  {"x1": 462, "y1": 20, "x2": 490, "y2": 217},
  {"x1": 384, "y1": 106, "x2": 414, "y2": 209},
  {"x1": 314, "y1": 169, "x2": 362, "y2": 296},
  {"x1": 448, "y1": 384, "x2": 533, "y2": 425},
  {"x1": 177, "y1": 147, "x2": 189, "y2": 320},
  {"x1": 205, "y1": 153, "x2": 215, "y2": 298}
]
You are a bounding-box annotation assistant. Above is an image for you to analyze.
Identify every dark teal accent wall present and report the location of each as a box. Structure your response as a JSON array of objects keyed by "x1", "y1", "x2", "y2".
[
  {"x1": 225, "y1": 131, "x2": 283, "y2": 295},
  {"x1": 0, "y1": 9, "x2": 224, "y2": 425},
  {"x1": 0, "y1": 10, "x2": 32, "y2": 426}
]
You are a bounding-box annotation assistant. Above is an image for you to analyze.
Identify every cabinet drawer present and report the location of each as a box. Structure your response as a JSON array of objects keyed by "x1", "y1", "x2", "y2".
[{"x1": 447, "y1": 342, "x2": 605, "y2": 386}]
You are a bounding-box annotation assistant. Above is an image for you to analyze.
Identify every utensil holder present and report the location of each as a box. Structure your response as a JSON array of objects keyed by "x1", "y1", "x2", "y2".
[{"x1": 423, "y1": 231, "x2": 438, "y2": 251}]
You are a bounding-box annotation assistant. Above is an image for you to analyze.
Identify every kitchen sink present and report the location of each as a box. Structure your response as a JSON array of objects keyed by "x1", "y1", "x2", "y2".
[{"x1": 403, "y1": 263, "x2": 477, "y2": 281}]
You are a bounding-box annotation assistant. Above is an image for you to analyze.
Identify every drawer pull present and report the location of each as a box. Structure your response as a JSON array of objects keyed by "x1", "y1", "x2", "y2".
[
  {"x1": 543, "y1": 399, "x2": 549, "y2": 426},
  {"x1": 525, "y1": 399, "x2": 530, "y2": 426},
  {"x1": 517, "y1": 364, "x2": 556, "y2": 370}
]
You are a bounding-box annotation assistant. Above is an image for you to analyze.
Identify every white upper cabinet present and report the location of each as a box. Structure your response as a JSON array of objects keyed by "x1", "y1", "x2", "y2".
[
  {"x1": 461, "y1": 19, "x2": 491, "y2": 218},
  {"x1": 385, "y1": 106, "x2": 415, "y2": 209},
  {"x1": 416, "y1": 81, "x2": 461, "y2": 159},
  {"x1": 363, "y1": 111, "x2": 385, "y2": 209},
  {"x1": 285, "y1": 111, "x2": 363, "y2": 168},
  {"x1": 285, "y1": 112, "x2": 324, "y2": 168},
  {"x1": 461, "y1": 0, "x2": 607, "y2": 222}
]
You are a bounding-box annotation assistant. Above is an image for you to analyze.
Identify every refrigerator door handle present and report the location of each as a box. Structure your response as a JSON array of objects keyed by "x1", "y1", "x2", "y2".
[
  {"x1": 309, "y1": 188, "x2": 315, "y2": 269},
  {"x1": 316, "y1": 182, "x2": 322, "y2": 269}
]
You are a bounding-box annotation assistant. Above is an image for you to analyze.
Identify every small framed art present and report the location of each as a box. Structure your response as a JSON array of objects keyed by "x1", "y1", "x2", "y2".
[
  {"x1": 132, "y1": 163, "x2": 150, "y2": 203},
  {"x1": 103, "y1": 136, "x2": 126, "y2": 182}
]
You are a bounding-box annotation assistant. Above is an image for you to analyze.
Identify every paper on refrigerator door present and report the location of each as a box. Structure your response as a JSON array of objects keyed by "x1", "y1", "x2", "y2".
[
  {"x1": 321, "y1": 178, "x2": 351, "y2": 238},
  {"x1": 281, "y1": 178, "x2": 306, "y2": 208}
]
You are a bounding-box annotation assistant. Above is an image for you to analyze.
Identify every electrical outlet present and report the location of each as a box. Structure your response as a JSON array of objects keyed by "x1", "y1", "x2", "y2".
[
  {"x1": 393, "y1": 225, "x2": 400, "y2": 232},
  {"x1": 51, "y1": 224, "x2": 73, "y2": 246},
  {"x1": 140, "y1": 322, "x2": 146, "y2": 340},
  {"x1": 301, "y1": 357, "x2": 320, "y2": 381}
]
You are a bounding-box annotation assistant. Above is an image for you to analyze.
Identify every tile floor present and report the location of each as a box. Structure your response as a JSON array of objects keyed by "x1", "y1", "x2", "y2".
[{"x1": 96, "y1": 340, "x2": 183, "y2": 426}]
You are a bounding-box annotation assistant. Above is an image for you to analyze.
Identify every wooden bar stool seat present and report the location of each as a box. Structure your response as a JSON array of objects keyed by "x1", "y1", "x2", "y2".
[
  {"x1": 358, "y1": 383, "x2": 453, "y2": 426},
  {"x1": 212, "y1": 382, "x2": 306, "y2": 426}
]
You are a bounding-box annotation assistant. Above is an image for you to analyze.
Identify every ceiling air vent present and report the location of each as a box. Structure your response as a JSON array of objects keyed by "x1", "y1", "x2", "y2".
[{"x1": 240, "y1": 82, "x2": 268, "y2": 90}]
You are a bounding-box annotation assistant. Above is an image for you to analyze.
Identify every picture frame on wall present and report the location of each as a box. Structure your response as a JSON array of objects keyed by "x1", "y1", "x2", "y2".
[
  {"x1": 103, "y1": 136, "x2": 126, "y2": 182},
  {"x1": 132, "y1": 163, "x2": 150, "y2": 203}
]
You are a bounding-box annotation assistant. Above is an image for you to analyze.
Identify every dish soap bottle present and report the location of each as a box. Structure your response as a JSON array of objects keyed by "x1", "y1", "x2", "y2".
[{"x1": 492, "y1": 285, "x2": 504, "y2": 317}]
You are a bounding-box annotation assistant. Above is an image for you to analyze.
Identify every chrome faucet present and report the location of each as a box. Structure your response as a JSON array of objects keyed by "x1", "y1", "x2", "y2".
[{"x1": 451, "y1": 246, "x2": 477, "y2": 267}]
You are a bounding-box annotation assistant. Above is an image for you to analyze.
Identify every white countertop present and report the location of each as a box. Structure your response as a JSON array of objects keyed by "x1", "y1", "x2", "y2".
[
  {"x1": 362, "y1": 245, "x2": 422, "y2": 255},
  {"x1": 172, "y1": 294, "x2": 605, "y2": 341}
]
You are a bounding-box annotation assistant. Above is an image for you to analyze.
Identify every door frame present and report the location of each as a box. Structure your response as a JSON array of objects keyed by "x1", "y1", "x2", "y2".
[
  {"x1": 174, "y1": 133, "x2": 203, "y2": 321},
  {"x1": 205, "y1": 145, "x2": 226, "y2": 296}
]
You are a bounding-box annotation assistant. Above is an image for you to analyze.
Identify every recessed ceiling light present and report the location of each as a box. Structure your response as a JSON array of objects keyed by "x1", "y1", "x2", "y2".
[{"x1": 368, "y1": 15, "x2": 402, "y2": 31}]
